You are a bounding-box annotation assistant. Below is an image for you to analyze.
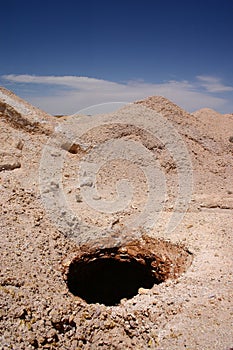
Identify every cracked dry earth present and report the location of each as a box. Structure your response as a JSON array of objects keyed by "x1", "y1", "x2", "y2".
[{"x1": 0, "y1": 87, "x2": 233, "y2": 349}]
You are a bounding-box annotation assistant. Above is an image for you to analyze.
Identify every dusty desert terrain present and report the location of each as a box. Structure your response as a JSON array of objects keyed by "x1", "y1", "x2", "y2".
[{"x1": 0, "y1": 87, "x2": 232, "y2": 349}]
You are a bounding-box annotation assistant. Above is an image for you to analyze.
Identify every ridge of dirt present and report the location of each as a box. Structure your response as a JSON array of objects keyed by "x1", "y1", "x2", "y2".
[{"x1": 0, "y1": 87, "x2": 56, "y2": 135}]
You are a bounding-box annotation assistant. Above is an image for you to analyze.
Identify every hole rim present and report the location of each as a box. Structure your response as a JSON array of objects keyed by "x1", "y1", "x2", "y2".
[{"x1": 63, "y1": 236, "x2": 193, "y2": 306}]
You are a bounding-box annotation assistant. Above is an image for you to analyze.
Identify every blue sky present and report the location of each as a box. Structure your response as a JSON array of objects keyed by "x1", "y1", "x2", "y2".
[{"x1": 1, "y1": 0, "x2": 233, "y2": 114}]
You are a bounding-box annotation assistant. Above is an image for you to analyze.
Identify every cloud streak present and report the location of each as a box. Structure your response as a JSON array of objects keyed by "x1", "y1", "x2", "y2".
[
  {"x1": 1, "y1": 74, "x2": 232, "y2": 115},
  {"x1": 197, "y1": 75, "x2": 233, "y2": 93}
]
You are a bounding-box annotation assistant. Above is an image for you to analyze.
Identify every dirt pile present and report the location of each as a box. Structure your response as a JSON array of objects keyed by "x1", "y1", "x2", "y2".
[{"x1": 0, "y1": 88, "x2": 232, "y2": 349}]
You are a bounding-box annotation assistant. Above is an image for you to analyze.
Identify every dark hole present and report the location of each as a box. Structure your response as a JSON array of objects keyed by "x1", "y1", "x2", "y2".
[{"x1": 67, "y1": 257, "x2": 159, "y2": 306}]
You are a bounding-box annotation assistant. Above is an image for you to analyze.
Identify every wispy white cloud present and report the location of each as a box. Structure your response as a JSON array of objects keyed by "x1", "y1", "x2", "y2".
[
  {"x1": 1, "y1": 74, "x2": 232, "y2": 115},
  {"x1": 197, "y1": 75, "x2": 233, "y2": 93},
  {"x1": 3, "y1": 74, "x2": 120, "y2": 91}
]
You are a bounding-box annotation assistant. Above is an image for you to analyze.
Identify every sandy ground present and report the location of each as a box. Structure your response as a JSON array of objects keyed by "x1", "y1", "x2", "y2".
[{"x1": 0, "y1": 88, "x2": 233, "y2": 349}]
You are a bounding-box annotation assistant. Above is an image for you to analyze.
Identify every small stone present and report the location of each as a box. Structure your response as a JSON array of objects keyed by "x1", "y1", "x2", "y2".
[
  {"x1": 187, "y1": 224, "x2": 193, "y2": 229},
  {"x1": 138, "y1": 288, "x2": 149, "y2": 295},
  {"x1": 38, "y1": 336, "x2": 46, "y2": 344},
  {"x1": 28, "y1": 333, "x2": 38, "y2": 347},
  {"x1": 75, "y1": 194, "x2": 82, "y2": 203},
  {"x1": 93, "y1": 194, "x2": 101, "y2": 200},
  {"x1": 46, "y1": 329, "x2": 58, "y2": 343},
  {"x1": 16, "y1": 140, "x2": 24, "y2": 150},
  {"x1": 46, "y1": 329, "x2": 57, "y2": 338},
  {"x1": 50, "y1": 181, "x2": 59, "y2": 189},
  {"x1": 119, "y1": 247, "x2": 127, "y2": 253},
  {"x1": 80, "y1": 179, "x2": 93, "y2": 187},
  {"x1": 15, "y1": 307, "x2": 27, "y2": 319}
]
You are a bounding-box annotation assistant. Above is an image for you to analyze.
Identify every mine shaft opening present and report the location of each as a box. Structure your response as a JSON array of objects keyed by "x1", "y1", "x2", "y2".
[
  {"x1": 65, "y1": 237, "x2": 193, "y2": 306},
  {"x1": 67, "y1": 256, "x2": 160, "y2": 306}
]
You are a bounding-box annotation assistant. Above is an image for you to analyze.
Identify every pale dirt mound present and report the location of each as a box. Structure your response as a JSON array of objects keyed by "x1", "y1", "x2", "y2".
[
  {"x1": 136, "y1": 97, "x2": 233, "y2": 206},
  {"x1": 0, "y1": 89, "x2": 232, "y2": 349},
  {"x1": 0, "y1": 87, "x2": 55, "y2": 134}
]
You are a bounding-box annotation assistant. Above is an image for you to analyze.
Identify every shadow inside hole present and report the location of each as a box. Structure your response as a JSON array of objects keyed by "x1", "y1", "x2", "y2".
[{"x1": 67, "y1": 257, "x2": 160, "y2": 306}]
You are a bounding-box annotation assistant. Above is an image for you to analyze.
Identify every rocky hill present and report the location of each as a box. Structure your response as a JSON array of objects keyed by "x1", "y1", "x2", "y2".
[{"x1": 0, "y1": 88, "x2": 232, "y2": 349}]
